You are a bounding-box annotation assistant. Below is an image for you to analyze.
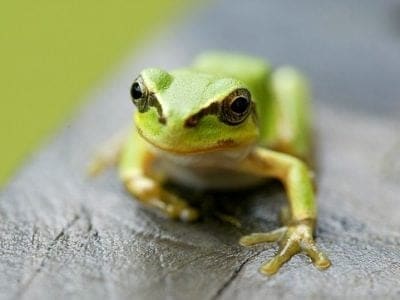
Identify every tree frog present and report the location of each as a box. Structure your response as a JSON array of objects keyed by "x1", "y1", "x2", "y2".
[{"x1": 90, "y1": 52, "x2": 331, "y2": 275}]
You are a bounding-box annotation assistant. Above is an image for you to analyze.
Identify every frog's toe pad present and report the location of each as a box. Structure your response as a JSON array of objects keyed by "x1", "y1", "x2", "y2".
[{"x1": 309, "y1": 250, "x2": 331, "y2": 270}]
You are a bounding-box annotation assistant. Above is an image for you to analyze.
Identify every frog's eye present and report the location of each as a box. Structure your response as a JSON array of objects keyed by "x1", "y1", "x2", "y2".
[
  {"x1": 220, "y1": 88, "x2": 252, "y2": 125},
  {"x1": 130, "y1": 77, "x2": 149, "y2": 112}
]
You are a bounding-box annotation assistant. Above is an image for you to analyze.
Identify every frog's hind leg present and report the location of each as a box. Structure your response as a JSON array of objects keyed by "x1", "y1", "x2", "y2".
[
  {"x1": 269, "y1": 67, "x2": 312, "y2": 163},
  {"x1": 88, "y1": 130, "x2": 128, "y2": 176}
]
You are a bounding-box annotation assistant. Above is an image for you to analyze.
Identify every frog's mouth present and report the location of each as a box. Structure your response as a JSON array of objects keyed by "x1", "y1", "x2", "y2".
[{"x1": 136, "y1": 125, "x2": 252, "y2": 155}]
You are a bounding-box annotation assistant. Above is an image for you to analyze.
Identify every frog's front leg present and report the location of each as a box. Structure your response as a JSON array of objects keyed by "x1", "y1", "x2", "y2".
[
  {"x1": 239, "y1": 147, "x2": 331, "y2": 275},
  {"x1": 122, "y1": 167, "x2": 200, "y2": 222},
  {"x1": 119, "y1": 131, "x2": 199, "y2": 222}
]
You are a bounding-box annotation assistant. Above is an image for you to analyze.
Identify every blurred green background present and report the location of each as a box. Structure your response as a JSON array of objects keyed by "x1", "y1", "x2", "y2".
[{"x1": 0, "y1": 0, "x2": 194, "y2": 186}]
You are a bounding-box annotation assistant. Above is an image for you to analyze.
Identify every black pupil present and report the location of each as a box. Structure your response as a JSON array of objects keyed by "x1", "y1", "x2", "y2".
[
  {"x1": 131, "y1": 82, "x2": 143, "y2": 99},
  {"x1": 230, "y1": 97, "x2": 249, "y2": 114}
]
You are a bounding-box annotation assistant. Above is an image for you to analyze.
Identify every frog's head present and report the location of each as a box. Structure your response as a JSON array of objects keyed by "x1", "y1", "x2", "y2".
[{"x1": 130, "y1": 68, "x2": 259, "y2": 154}]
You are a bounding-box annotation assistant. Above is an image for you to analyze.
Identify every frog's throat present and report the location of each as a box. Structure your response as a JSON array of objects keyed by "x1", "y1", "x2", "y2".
[{"x1": 136, "y1": 126, "x2": 254, "y2": 155}]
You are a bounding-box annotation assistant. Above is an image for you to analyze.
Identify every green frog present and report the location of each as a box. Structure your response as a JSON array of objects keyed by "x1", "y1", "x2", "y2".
[{"x1": 90, "y1": 52, "x2": 331, "y2": 275}]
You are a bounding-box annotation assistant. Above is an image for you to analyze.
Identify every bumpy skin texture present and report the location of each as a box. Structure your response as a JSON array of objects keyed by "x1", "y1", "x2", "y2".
[{"x1": 90, "y1": 52, "x2": 330, "y2": 275}]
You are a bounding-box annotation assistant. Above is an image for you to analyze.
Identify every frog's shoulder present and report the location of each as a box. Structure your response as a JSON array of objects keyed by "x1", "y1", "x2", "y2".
[{"x1": 192, "y1": 51, "x2": 271, "y2": 83}]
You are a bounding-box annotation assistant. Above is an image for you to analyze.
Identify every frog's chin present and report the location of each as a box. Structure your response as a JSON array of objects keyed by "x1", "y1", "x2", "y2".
[{"x1": 136, "y1": 126, "x2": 254, "y2": 155}]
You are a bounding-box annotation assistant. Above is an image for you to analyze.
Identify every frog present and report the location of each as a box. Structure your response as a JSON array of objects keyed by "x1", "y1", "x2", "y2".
[{"x1": 89, "y1": 52, "x2": 331, "y2": 275}]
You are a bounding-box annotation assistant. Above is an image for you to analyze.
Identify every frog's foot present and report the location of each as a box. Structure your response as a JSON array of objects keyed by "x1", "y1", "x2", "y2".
[
  {"x1": 239, "y1": 220, "x2": 331, "y2": 275},
  {"x1": 125, "y1": 176, "x2": 199, "y2": 222},
  {"x1": 157, "y1": 190, "x2": 200, "y2": 222},
  {"x1": 88, "y1": 132, "x2": 127, "y2": 176},
  {"x1": 88, "y1": 153, "x2": 117, "y2": 176}
]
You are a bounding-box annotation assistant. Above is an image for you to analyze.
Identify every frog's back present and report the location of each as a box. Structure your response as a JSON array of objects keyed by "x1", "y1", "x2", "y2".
[
  {"x1": 192, "y1": 52, "x2": 270, "y2": 89},
  {"x1": 192, "y1": 51, "x2": 274, "y2": 142}
]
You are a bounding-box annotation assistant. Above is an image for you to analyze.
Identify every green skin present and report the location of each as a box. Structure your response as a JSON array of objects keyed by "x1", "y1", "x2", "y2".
[{"x1": 91, "y1": 52, "x2": 331, "y2": 275}]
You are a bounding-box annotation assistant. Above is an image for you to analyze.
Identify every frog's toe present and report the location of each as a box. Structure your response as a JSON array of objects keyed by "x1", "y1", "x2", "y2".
[
  {"x1": 179, "y1": 207, "x2": 200, "y2": 222},
  {"x1": 302, "y1": 241, "x2": 331, "y2": 269},
  {"x1": 260, "y1": 238, "x2": 300, "y2": 275},
  {"x1": 88, "y1": 157, "x2": 109, "y2": 177},
  {"x1": 239, "y1": 227, "x2": 286, "y2": 247},
  {"x1": 314, "y1": 254, "x2": 331, "y2": 270},
  {"x1": 164, "y1": 203, "x2": 199, "y2": 222},
  {"x1": 165, "y1": 204, "x2": 181, "y2": 219},
  {"x1": 239, "y1": 235, "x2": 257, "y2": 246},
  {"x1": 260, "y1": 253, "x2": 292, "y2": 276}
]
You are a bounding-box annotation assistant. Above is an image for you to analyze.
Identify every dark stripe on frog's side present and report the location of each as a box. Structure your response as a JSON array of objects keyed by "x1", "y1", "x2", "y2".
[
  {"x1": 149, "y1": 94, "x2": 167, "y2": 124},
  {"x1": 184, "y1": 88, "x2": 254, "y2": 128},
  {"x1": 184, "y1": 101, "x2": 220, "y2": 128}
]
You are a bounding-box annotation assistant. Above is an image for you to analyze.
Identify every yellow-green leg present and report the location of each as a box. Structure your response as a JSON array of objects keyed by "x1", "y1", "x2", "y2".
[
  {"x1": 88, "y1": 130, "x2": 128, "y2": 176},
  {"x1": 119, "y1": 130, "x2": 199, "y2": 222},
  {"x1": 239, "y1": 148, "x2": 331, "y2": 275}
]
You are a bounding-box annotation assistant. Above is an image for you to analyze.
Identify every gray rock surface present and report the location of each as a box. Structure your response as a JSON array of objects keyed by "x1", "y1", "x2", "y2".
[{"x1": 1, "y1": 1, "x2": 400, "y2": 299}]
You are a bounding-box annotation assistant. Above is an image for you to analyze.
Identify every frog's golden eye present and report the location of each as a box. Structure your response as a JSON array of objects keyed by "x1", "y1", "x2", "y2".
[
  {"x1": 130, "y1": 76, "x2": 149, "y2": 112},
  {"x1": 219, "y1": 88, "x2": 252, "y2": 125}
]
